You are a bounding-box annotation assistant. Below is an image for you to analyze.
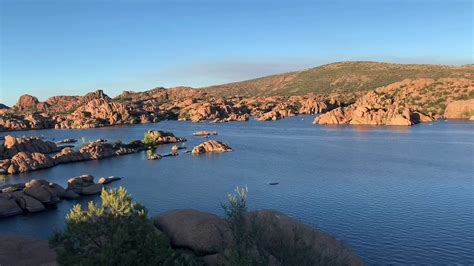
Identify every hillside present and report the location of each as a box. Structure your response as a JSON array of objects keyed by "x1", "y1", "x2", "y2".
[{"x1": 202, "y1": 61, "x2": 474, "y2": 97}]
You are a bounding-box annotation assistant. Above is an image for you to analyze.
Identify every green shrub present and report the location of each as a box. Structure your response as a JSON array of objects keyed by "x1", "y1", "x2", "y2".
[
  {"x1": 143, "y1": 132, "x2": 155, "y2": 146},
  {"x1": 50, "y1": 187, "x2": 175, "y2": 265}
]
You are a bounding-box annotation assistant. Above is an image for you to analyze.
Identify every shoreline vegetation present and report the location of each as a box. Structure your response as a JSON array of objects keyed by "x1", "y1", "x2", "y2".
[
  {"x1": 0, "y1": 62, "x2": 473, "y2": 132},
  {"x1": 0, "y1": 187, "x2": 363, "y2": 265}
]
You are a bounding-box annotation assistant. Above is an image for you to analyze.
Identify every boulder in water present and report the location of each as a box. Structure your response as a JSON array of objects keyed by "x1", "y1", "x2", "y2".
[
  {"x1": 0, "y1": 194, "x2": 23, "y2": 217},
  {"x1": 10, "y1": 191, "x2": 45, "y2": 213},
  {"x1": 67, "y1": 175, "x2": 103, "y2": 195},
  {"x1": 98, "y1": 176, "x2": 122, "y2": 184},
  {"x1": 191, "y1": 140, "x2": 232, "y2": 155}
]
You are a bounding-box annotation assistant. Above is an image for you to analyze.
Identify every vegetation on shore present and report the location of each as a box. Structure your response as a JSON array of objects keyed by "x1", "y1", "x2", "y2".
[
  {"x1": 49, "y1": 187, "x2": 179, "y2": 265},
  {"x1": 50, "y1": 186, "x2": 362, "y2": 265}
]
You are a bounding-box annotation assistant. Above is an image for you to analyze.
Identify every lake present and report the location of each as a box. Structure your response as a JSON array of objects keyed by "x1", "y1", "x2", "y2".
[{"x1": 0, "y1": 116, "x2": 473, "y2": 264}]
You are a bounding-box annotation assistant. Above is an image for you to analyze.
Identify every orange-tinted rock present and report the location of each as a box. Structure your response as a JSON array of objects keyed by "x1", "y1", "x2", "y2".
[
  {"x1": 3, "y1": 135, "x2": 60, "y2": 158},
  {"x1": 78, "y1": 142, "x2": 116, "y2": 160},
  {"x1": 314, "y1": 107, "x2": 353, "y2": 125},
  {"x1": 0, "y1": 152, "x2": 55, "y2": 174},
  {"x1": 444, "y1": 99, "x2": 474, "y2": 119},
  {"x1": 53, "y1": 147, "x2": 90, "y2": 163},
  {"x1": 192, "y1": 140, "x2": 232, "y2": 154},
  {"x1": 299, "y1": 96, "x2": 338, "y2": 114},
  {"x1": 15, "y1": 94, "x2": 39, "y2": 110}
]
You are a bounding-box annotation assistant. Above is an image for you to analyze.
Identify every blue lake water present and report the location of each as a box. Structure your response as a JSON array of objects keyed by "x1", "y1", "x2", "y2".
[{"x1": 0, "y1": 116, "x2": 473, "y2": 264}]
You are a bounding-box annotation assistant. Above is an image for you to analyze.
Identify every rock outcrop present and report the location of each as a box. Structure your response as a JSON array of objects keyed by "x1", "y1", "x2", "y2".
[
  {"x1": 0, "y1": 175, "x2": 120, "y2": 219},
  {"x1": 67, "y1": 175, "x2": 103, "y2": 195},
  {"x1": 0, "y1": 152, "x2": 56, "y2": 174},
  {"x1": 0, "y1": 113, "x2": 54, "y2": 132},
  {"x1": 311, "y1": 78, "x2": 474, "y2": 126},
  {"x1": 15, "y1": 94, "x2": 39, "y2": 111},
  {"x1": 178, "y1": 99, "x2": 250, "y2": 123},
  {"x1": 298, "y1": 95, "x2": 339, "y2": 114},
  {"x1": 2, "y1": 135, "x2": 61, "y2": 159},
  {"x1": 53, "y1": 147, "x2": 91, "y2": 164},
  {"x1": 154, "y1": 209, "x2": 231, "y2": 255},
  {"x1": 97, "y1": 176, "x2": 122, "y2": 185},
  {"x1": 0, "y1": 194, "x2": 23, "y2": 217},
  {"x1": 314, "y1": 107, "x2": 352, "y2": 125},
  {"x1": 64, "y1": 98, "x2": 133, "y2": 128},
  {"x1": 191, "y1": 140, "x2": 232, "y2": 154},
  {"x1": 9, "y1": 191, "x2": 46, "y2": 213},
  {"x1": 444, "y1": 99, "x2": 474, "y2": 119},
  {"x1": 153, "y1": 209, "x2": 362, "y2": 265}
]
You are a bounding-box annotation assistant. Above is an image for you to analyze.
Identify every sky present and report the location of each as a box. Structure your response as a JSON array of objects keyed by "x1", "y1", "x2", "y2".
[{"x1": 0, "y1": 0, "x2": 472, "y2": 106}]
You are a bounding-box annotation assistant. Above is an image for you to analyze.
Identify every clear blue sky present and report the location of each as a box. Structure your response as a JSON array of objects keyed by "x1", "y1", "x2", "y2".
[{"x1": 0, "y1": 0, "x2": 472, "y2": 105}]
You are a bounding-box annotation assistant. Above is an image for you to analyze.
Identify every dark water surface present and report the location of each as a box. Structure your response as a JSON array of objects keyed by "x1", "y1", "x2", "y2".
[{"x1": 0, "y1": 117, "x2": 473, "y2": 264}]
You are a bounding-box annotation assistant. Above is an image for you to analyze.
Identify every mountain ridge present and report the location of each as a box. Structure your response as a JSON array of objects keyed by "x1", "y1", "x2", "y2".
[{"x1": 199, "y1": 61, "x2": 473, "y2": 97}]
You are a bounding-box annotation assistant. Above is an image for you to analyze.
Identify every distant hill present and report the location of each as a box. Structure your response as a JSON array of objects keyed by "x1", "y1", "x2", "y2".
[{"x1": 202, "y1": 61, "x2": 474, "y2": 97}]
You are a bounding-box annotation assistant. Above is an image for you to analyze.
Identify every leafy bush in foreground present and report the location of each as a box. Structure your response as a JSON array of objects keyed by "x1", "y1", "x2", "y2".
[{"x1": 50, "y1": 187, "x2": 175, "y2": 265}]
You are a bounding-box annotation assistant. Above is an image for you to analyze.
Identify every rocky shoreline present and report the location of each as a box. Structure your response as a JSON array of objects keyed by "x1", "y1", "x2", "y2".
[
  {"x1": 0, "y1": 209, "x2": 362, "y2": 265},
  {"x1": 0, "y1": 76, "x2": 473, "y2": 132}
]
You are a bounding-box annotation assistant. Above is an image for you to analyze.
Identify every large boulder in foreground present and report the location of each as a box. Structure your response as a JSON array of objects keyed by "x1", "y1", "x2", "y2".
[
  {"x1": 191, "y1": 140, "x2": 232, "y2": 155},
  {"x1": 0, "y1": 236, "x2": 57, "y2": 266},
  {"x1": 153, "y1": 209, "x2": 362, "y2": 265},
  {"x1": 444, "y1": 99, "x2": 474, "y2": 120},
  {"x1": 154, "y1": 209, "x2": 232, "y2": 255},
  {"x1": 246, "y1": 210, "x2": 362, "y2": 266}
]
